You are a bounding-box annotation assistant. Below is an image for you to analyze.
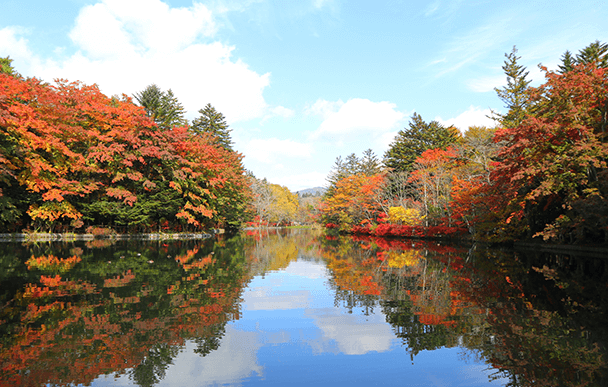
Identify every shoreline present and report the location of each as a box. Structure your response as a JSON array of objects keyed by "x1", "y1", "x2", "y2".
[{"x1": 0, "y1": 231, "x2": 220, "y2": 242}]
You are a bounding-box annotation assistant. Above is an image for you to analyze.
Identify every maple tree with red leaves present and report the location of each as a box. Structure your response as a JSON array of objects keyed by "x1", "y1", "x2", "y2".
[{"x1": 0, "y1": 68, "x2": 251, "y2": 232}]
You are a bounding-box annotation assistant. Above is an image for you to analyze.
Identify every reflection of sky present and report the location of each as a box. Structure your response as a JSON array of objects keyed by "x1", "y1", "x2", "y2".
[{"x1": 92, "y1": 259, "x2": 508, "y2": 386}]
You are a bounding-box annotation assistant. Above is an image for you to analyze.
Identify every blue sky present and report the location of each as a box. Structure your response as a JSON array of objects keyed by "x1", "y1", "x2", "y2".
[{"x1": 1, "y1": 0, "x2": 607, "y2": 191}]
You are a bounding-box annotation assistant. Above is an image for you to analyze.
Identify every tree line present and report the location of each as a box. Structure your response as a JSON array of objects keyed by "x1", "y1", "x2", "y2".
[
  {"x1": 320, "y1": 41, "x2": 608, "y2": 244},
  {"x1": 0, "y1": 59, "x2": 250, "y2": 233}
]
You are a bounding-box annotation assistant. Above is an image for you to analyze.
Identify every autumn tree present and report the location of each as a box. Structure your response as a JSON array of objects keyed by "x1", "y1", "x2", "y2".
[
  {"x1": 190, "y1": 103, "x2": 233, "y2": 150},
  {"x1": 409, "y1": 147, "x2": 459, "y2": 224},
  {"x1": 0, "y1": 73, "x2": 251, "y2": 232},
  {"x1": 267, "y1": 184, "x2": 299, "y2": 225},
  {"x1": 488, "y1": 63, "x2": 608, "y2": 242},
  {"x1": 326, "y1": 149, "x2": 382, "y2": 196},
  {"x1": 320, "y1": 173, "x2": 385, "y2": 230},
  {"x1": 383, "y1": 113, "x2": 460, "y2": 173}
]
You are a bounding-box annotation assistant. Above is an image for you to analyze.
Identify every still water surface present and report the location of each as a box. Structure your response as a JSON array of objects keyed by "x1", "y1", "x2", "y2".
[{"x1": 0, "y1": 229, "x2": 606, "y2": 386}]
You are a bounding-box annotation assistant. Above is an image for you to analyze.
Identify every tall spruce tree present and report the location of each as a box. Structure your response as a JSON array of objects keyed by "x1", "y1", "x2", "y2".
[
  {"x1": 134, "y1": 84, "x2": 187, "y2": 130},
  {"x1": 558, "y1": 41, "x2": 608, "y2": 73},
  {"x1": 492, "y1": 46, "x2": 531, "y2": 129},
  {"x1": 383, "y1": 113, "x2": 460, "y2": 173},
  {"x1": 190, "y1": 104, "x2": 233, "y2": 150}
]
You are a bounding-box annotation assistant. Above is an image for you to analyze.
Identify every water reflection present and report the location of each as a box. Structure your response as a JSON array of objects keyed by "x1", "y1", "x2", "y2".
[{"x1": 0, "y1": 229, "x2": 605, "y2": 386}]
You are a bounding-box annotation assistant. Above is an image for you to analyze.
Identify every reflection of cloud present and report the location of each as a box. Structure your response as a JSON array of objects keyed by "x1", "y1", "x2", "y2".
[
  {"x1": 244, "y1": 287, "x2": 310, "y2": 310},
  {"x1": 162, "y1": 327, "x2": 263, "y2": 386},
  {"x1": 91, "y1": 326, "x2": 263, "y2": 386},
  {"x1": 282, "y1": 260, "x2": 328, "y2": 279},
  {"x1": 306, "y1": 308, "x2": 395, "y2": 355}
]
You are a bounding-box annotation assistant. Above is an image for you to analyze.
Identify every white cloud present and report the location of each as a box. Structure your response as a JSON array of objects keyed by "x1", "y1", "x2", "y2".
[
  {"x1": 2, "y1": 0, "x2": 269, "y2": 123},
  {"x1": 305, "y1": 98, "x2": 344, "y2": 118},
  {"x1": 436, "y1": 106, "x2": 496, "y2": 132},
  {"x1": 309, "y1": 98, "x2": 405, "y2": 140},
  {"x1": 261, "y1": 105, "x2": 295, "y2": 123},
  {"x1": 244, "y1": 138, "x2": 314, "y2": 163},
  {"x1": 0, "y1": 27, "x2": 36, "y2": 65}
]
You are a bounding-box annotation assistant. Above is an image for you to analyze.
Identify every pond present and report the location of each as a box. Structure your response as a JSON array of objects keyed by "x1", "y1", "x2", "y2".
[{"x1": 0, "y1": 229, "x2": 606, "y2": 386}]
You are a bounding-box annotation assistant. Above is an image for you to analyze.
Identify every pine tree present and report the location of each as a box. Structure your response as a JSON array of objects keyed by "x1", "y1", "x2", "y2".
[
  {"x1": 134, "y1": 84, "x2": 187, "y2": 130},
  {"x1": 190, "y1": 103, "x2": 233, "y2": 150},
  {"x1": 492, "y1": 46, "x2": 531, "y2": 129},
  {"x1": 383, "y1": 113, "x2": 460, "y2": 173}
]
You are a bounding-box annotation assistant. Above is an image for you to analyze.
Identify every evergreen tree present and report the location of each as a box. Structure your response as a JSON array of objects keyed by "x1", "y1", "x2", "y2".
[
  {"x1": 383, "y1": 113, "x2": 460, "y2": 173},
  {"x1": 558, "y1": 50, "x2": 575, "y2": 73},
  {"x1": 134, "y1": 84, "x2": 187, "y2": 130},
  {"x1": 575, "y1": 40, "x2": 608, "y2": 67},
  {"x1": 558, "y1": 41, "x2": 608, "y2": 73},
  {"x1": 492, "y1": 46, "x2": 531, "y2": 129},
  {"x1": 190, "y1": 103, "x2": 233, "y2": 150},
  {"x1": 0, "y1": 56, "x2": 19, "y2": 77},
  {"x1": 359, "y1": 148, "x2": 382, "y2": 176}
]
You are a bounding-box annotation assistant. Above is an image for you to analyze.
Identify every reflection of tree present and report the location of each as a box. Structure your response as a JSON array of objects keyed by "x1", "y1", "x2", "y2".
[
  {"x1": 0, "y1": 236, "x2": 253, "y2": 387},
  {"x1": 447, "y1": 247, "x2": 608, "y2": 386},
  {"x1": 315, "y1": 233, "x2": 608, "y2": 385},
  {"x1": 193, "y1": 324, "x2": 226, "y2": 357},
  {"x1": 246, "y1": 228, "x2": 323, "y2": 275},
  {"x1": 132, "y1": 343, "x2": 181, "y2": 387}
]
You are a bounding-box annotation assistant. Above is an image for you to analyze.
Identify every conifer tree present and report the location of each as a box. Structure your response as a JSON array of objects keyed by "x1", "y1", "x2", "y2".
[
  {"x1": 134, "y1": 84, "x2": 187, "y2": 130},
  {"x1": 492, "y1": 46, "x2": 531, "y2": 129},
  {"x1": 383, "y1": 113, "x2": 459, "y2": 173},
  {"x1": 0, "y1": 56, "x2": 19, "y2": 77},
  {"x1": 558, "y1": 41, "x2": 608, "y2": 73},
  {"x1": 190, "y1": 104, "x2": 233, "y2": 150}
]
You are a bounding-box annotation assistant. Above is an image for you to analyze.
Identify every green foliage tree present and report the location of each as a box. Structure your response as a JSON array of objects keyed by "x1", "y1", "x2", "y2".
[
  {"x1": 190, "y1": 103, "x2": 233, "y2": 150},
  {"x1": 0, "y1": 56, "x2": 19, "y2": 77},
  {"x1": 134, "y1": 84, "x2": 187, "y2": 130},
  {"x1": 383, "y1": 113, "x2": 460, "y2": 173},
  {"x1": 492, "y1": 46, "x2": 531, "y2": 129},
  {"x1": 559, "y1": 40, "x2": 608, "y2": 73}
]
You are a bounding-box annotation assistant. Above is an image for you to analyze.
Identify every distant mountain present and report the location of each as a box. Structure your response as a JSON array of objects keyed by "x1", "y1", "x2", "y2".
[{"x1": 296, "y1": 187, "x2": 327, "y2": 197}]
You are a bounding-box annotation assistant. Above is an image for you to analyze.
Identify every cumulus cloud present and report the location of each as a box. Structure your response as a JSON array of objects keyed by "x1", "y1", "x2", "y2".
[
  {"x1": 0, "y1": 27, "x2": 35, "y2": 64},
  {"x1": 244, "y1": 138, "x2": 313, "y2": 163},
  {"x1": 1, "y1": 0, "x2": 269, "y2": 123},
  {"x1": 436, "y1": 106, "x2": 497, "y2": 132},
  {"x1": 308, "y1": 98, "x2": 405, "y2": 140}
]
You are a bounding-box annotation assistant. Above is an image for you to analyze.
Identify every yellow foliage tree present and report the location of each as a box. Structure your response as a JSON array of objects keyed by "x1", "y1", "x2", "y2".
[{"x1": 387, "y1": 206, "x2": 425, "y2": 225}]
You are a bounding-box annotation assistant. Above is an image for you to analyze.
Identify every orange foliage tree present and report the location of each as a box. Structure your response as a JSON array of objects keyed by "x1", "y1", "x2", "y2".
[{"x1": 0, "y1": 73, "x2": 250, "y2": 232}]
